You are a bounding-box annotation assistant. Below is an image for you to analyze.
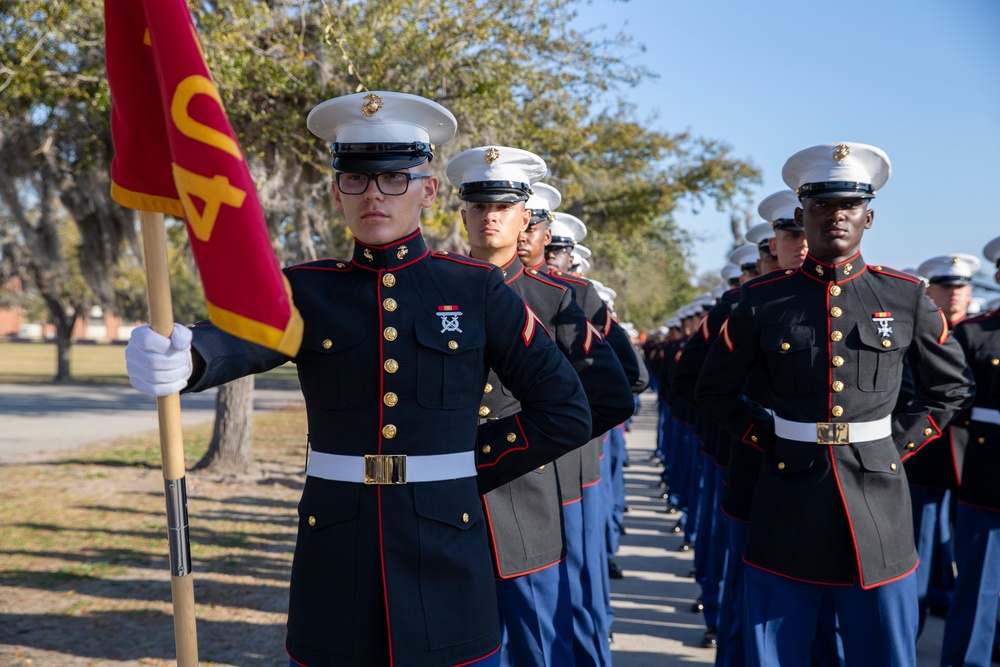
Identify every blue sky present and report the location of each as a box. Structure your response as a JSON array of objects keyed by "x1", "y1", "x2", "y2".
[{"x1": 572, "y1": 0, "x2": 1000, "y2": 294}]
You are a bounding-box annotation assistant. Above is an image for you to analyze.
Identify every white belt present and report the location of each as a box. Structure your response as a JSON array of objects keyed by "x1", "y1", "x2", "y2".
[
  {"x1": 971, "y1": 407, "x2": 1000, "y2": 426},
  {"x1": 773, "y1": 414, "x2": 892, "y2": 445},
  {"x1": 306, "y1": 450, "x2": 477, "y2": 485}
]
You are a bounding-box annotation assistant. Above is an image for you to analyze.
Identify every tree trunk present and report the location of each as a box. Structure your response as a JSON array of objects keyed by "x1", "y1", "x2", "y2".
[
  {"x1": 53, "y1": 319, "x2": 73, "y2": 382},
  {"x1": 193, "y1": 375, "x2": 259, "y2": 477}
]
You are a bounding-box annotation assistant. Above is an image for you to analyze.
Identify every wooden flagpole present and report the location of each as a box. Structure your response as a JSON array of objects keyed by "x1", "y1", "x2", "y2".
[{"x1": 139, "y1": 209, "x2": 199, "y2": 666}]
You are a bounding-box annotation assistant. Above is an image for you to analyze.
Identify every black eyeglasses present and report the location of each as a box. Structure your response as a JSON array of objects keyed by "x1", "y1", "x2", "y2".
[{"x1": 335, "y1": 171, "x2": 430, "y2": 196}]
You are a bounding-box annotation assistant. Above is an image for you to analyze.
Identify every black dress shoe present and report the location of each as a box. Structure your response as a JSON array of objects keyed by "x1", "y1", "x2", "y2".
[
  {"x1": 624, "y1": 505, "x2": 633, "y2": 513},
  {"x1": 670, "y1": 520, "x2": 683, "y2": 533},
  {"x1": 608, "y1": 558, "x2": 625, "y2": 579},
  {"x1": 688, "y1": 566, "x2": 697, "y2": 578},
  {"x1": 620, "y1": 526, "x2": 628, "y2": 536},
  {"x1": 691, "y1": 596, "x2": 704, "y2": 613},
  {"x1": 678, "y1": 540, "x2": 693, "y2": 552},
  {"x1": 665, "y1": 503, "x2": 677, "y2": 514},
  {"x1": 701, "y1": 627, "x2": 718, "y2": 648},
  {"x1": 608, "y1": 631, "x2": 614, "y2": 644}
]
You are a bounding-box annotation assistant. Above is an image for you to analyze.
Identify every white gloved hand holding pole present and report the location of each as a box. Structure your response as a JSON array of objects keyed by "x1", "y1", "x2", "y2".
[{"x1": 125, "y1": 323, "x2": 194, "y2": 396}]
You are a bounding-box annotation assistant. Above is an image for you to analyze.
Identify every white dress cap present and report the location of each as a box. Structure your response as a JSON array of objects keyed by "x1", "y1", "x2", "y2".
[
  {"x1": 446, "y1": 146, "x2": 547, "y2": 202},
  {"x1": 729, "y1": 243, "x2": 760, "y2": 268},
  {"x1": 917, "y1": 254, "x2": 982, "y2": 285},
  {"x1": 758, "y1": 190, "x2": 803, "y2": 231},
  {"x1": 591, "y1": 280, "x2": 617, "y2": 305},
  {"x1": 572, "y1": 255, "x2": 591, "y2": 274},
  {"x1": 696, "y1": 292, "x2": 715, "y2": 311},
  {"x1": 307, "y1": 91, "x2": 457, "y2": 171},
  {"x1": 548, "y1": 212, "x2": 588, "y2": 244},
  {"x1": 746, "y1": 222, "x2": 775, "y2": 248},
  {"x1": 525, "y1": 183, "x2": 562, "y2": 219},
  {"x1": 711, "y1": 285, "x2": 726, "y2": 300},
  {"x1": 666, "y1": 318, "x2": 681, "y2": 329},
  {"x1": 572, "y1": 244, "x2": 592, "y2": 260},
  {"x1": 983, "y1": 235, "x2": 1000, "y2": 263},
  {"x1": 721, "y1": 262, "x2": 742, "y2": 283},
  {"x1": 782, "y1": 142, "x2": 891, "y2": 199}
]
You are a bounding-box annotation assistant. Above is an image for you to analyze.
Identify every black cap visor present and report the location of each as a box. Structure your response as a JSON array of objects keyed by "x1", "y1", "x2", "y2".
[
  {"x1": 331, "y1": 141, "x2": 433, "y2": 173},
  {"x1": 797, "y1": 181, "x2": 875, "y2": 199},
  {"x1": 459, "y1": 180, "x2": 531, "y2": 203}
]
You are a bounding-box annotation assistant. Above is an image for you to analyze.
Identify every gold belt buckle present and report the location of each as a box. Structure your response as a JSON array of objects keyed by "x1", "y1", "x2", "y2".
[
  {"x1": 816, "y1": 422, "x2": 850, "y2": 445},
  {"x1": 364, "y1": 454, "x2": 407, "y2": 484}
]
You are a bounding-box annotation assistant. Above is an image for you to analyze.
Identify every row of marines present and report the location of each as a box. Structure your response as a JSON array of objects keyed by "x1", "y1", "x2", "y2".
[
  {"x1": 644, "y1": 142, "x2": 1000, "y2": 666},
  {"x1": 124, "y1": 90, "x2": 648, "y2": 666}
]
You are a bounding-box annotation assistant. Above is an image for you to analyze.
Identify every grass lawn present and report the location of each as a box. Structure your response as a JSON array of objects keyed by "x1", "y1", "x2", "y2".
[{"x1": 0, "y1": 339, "x2": 298, "y2": 386}]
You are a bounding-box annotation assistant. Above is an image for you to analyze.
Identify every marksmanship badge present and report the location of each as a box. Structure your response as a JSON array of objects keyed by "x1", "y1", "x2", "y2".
[
  {"x1": 872, "y1": 312, "x2": 894, "y2": 338},
  {"x1": 437, "y1": 305, "x2": 463, "y2": 333}
]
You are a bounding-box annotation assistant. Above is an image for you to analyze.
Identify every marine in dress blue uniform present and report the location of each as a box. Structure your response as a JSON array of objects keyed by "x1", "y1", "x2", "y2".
[
  {"x1": 940, "y1": 235, "x2": 1000, "y2": 667},
  {"x1": 904, "y1": 253, "x2": 980, "y2": 633},
  {"x1": 131, "y1": 93, "x2": 596, "y2": 667},
  {"x1": 446, "y1": 147, "x2": 634, "y2": 667},
  {"x1": 695, "y1": 142, "x2": 975, "y2": 666}
]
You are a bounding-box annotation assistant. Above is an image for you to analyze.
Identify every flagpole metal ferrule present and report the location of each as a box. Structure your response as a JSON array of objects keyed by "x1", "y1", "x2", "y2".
[{"x1": 164, "y1": 477, "x2": 192, "y2": 577}]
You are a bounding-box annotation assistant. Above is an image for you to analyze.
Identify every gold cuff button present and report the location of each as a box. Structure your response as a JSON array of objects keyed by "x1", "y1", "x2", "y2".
[
  {"x1": 382, "y1": 424, "x2": 397, "y2": 439},
  {"x1": 780, "y1": 342, "x2": 791, "y2": 351},
  {"x1": 750, "y1": 435, "x2": 758, "y2": 443},
  {"x1": 462, "y1": 513, "x2": 470, "y2": 524},
  {"x1": 906, "y1": 442, "x2": 915, "y2": 449},
  {"x1": 383, "y1": 327, "x2": 398, "y2": 341},
  {"x1": 992, "y1": 358, "x2": 999, "y2": 366},
  {"x1": 382, "y1": 273, "x2": 396, "y2": 287},
  {"x1": 482, "y1": 445, "x2": 491, "y2": 454},
  {"x1": 777, "y1": 462, "x2": 786, "y2": 471},
  {"x1": 832, "y1": 381, "x2": 844, "y2": 392},
  {"x1": 383, "y1": 298, "x2": 397, "y2": 312},
  {"x1": 308, "y1": 516, "x2": 316, "y2": 526},
  {"x1": 322, "y1": 339, "x2": 333, "y2": 350},
  {"x1": 384, "y1": 359, "x2": 399, "y2": 373},
  {"x1": 507, "y1": 433, "x2": 517, "y2": 442},
  {"x1": 832, "y1": 406, "x2": 844, "y2": 417},
  {"x1": 830, "y1": 285, "x2": 842, "y2": 296},
  {"x1": 383, "y1": 392, "x2": 398, "y2": 407},
  {"x1": 448, "y1": 340, "x2": 458, "y2": 350},
  {"x1": 923, "y1": 428, "x2": 933, "y2": 436},
  {"x1": 830, "y1": 306, "x2": 843, "y2": 318},
  {"x1": 832, "y1": 356, "x2": 844, "y2": 367},
  {"x1": 831, "y1": 331, "x2": 843, "y2": 342},
  {"x1": 881, "y1": 339, "x2": 892, "y2": 348},
  {"x1": 484, "y1": 383, "x2": 493, "y2": 394},
  {"x1": 978, "y1": 437, "x2": 986, "y2": 444},
  {"x1": 890, "y1": 463, "x2": 897, "y2": 471},
  {"x1": 479, "y1": 406, "x2": 491, "y2": 417}
]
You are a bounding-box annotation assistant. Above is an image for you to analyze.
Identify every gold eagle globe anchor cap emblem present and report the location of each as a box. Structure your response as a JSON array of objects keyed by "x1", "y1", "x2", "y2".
[
  {"x1": 484, "y1": 147, "x2": 501, "y2": 164},
  {"x1": 361, "y1": 93, "x2": 384, "y2": 117},
  {"x1": 833, "y1": 143, "x2": 852, "y2": 162}
]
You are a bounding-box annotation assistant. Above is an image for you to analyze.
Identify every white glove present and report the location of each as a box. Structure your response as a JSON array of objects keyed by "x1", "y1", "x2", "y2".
[{"x1": 125, "y1": 323, "x2": 194, "y2": 397}]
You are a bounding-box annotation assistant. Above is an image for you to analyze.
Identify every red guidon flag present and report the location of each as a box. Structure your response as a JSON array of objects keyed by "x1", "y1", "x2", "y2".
[{"x1": 105, "y1": 0, "x2": 302, "y2": 357}]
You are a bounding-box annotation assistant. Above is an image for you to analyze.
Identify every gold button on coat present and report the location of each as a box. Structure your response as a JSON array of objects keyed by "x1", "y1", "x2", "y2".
[
  {"x1": 832, "y1": 356, "x2": 844, "y2": 367},
  {"x1": 383, "y1": 298, "x2": 397, "y2": 312},
  {"x1": 830, "y1": 306, "x2": 843, "y2": 317},
  {"x1": 881, "y1": 339, "x2": 892, "y2": 348},
  {"x1": 382, "y1": 424, "x2": 397, "y2": 439},
  {"x1": 383, "y1": 392, "x2": 398, "y2": 407},
  {"x1": 832, "y1": 406, "x2": 844, "y2": 417},
  {"x1": 322, "y1": 339, "x2": 333, "y2": 350},
  {"x1": 992, "y1": 358, "x2": 999, "y2": 366},
  {"x1": 923, "y1": 428, "x2": 933, "y2": 436},
  {"x1": 832, "y1": 381, "x2": 844, "y2": 392},
  {"x1": 482, "y1": 445, "x2": 491, "y2": 454},
  {"x1": 780, "y1": 342, "x2": 791, "y2": 351},
  {"x1": 383, "y1": 327, "x2": 398, "y2": 341},
  {"x1": 384, "y1": 359, "x2": 399, "y2": 373},
  {"x1": 484, "y1": 383, "x2": 493, "y2": 394},
  {"x1": 448, "y1": 340, "x2": 458, "y2": 350},
  {"x1": 890, "y1": 463, "x2": 897, "y2": 471},
  {"x1": 751, "y1": 435, "x2": 758, "y2": 443},
  {"x1": 979, "y1": 437, "x2": 986, "y2": 444},
  {"x1": 777, "y1": 462, "x2": 786, "y2": 471},
  {"x1": 906, "y1": 442, "x2": 915, "y2": 449},
  {"x1": 462, "y1": 513, "x2": 469, "y2": 524},
  {"x1": 831, "y1": 331, "x2": 843, "y2": 342},
  {"x1": 479, "y1": 406, "x2": 491, "y2": 417},
  {"x1": 830, "y1": 285, "x2": 842, "y2": 296},
  {"x1": 382, "y1": 273, "x2": 396, "y2": 287},
  {"x1": 308, "y1": 516, "x2": 316, "y2": 526},
  {"x1": 507, "y1": 433, "x2": 517, "y2": 442}
]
